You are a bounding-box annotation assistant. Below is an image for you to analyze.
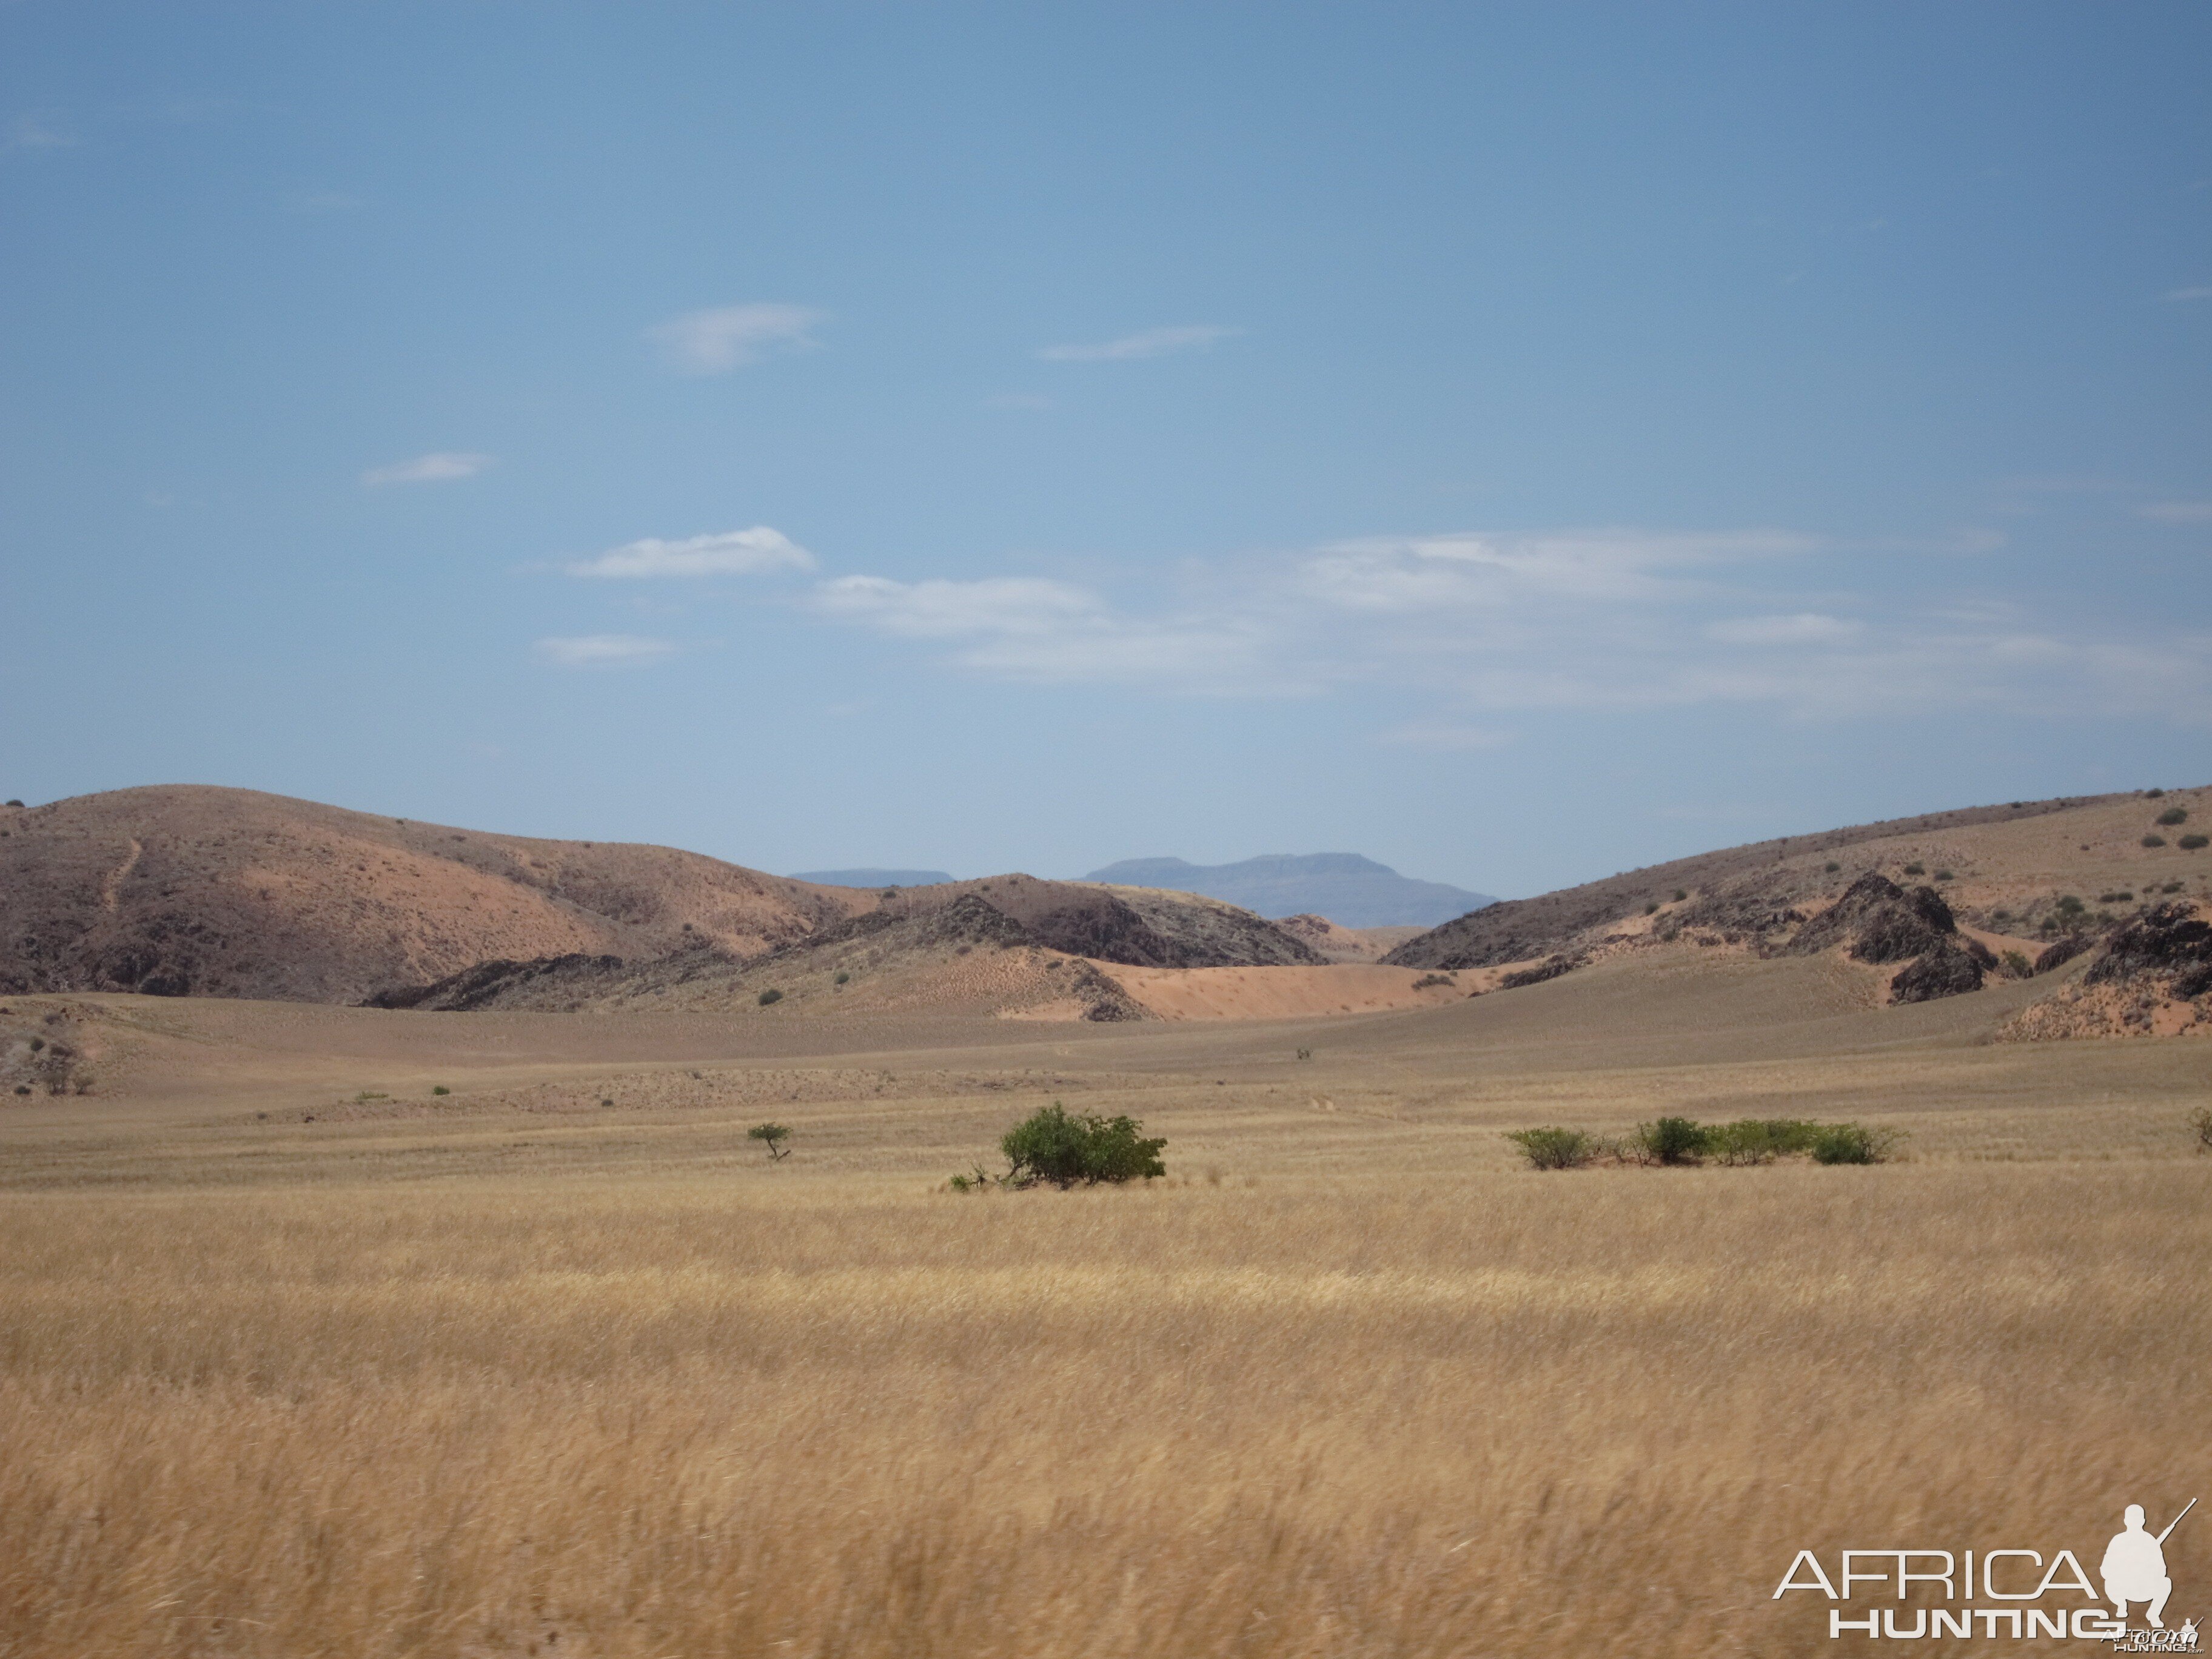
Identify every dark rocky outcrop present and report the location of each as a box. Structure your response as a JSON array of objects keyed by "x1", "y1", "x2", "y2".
[
  {"x1": 1889, "y1": 939, "x2": 1986, "y2": 1004},
  {"x1": 364, "y1": 954, "x2": 630, "y2": 1012},
  {"x1": 2033, "y1": 933, "x2": 2099, "y2": 975},
  {"x1": 2084, "y1": 903, "x2": 2212, "y2": 1001},
  {"x1": 1786, "y1": 873, "x2": 1955, "y2": 964},
  {"x1": 1497, "y1": 954, "x2": 1584, "y2": 990}
]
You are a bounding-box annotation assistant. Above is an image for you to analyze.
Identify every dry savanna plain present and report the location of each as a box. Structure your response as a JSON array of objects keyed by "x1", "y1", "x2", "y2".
[{"x1": 3, "y1": 792, "x2": 2211, "y2": 1657}]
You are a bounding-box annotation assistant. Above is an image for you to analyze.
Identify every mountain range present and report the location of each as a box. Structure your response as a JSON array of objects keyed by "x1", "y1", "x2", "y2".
[{"x1": 1082, "y1": 853, "x2": 1494, "y2": 929}]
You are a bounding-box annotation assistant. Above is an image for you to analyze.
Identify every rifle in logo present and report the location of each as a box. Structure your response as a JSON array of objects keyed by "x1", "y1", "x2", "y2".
[{"x1": 2104, "y1": 1499, "x2": 2194, "y2": 1631}]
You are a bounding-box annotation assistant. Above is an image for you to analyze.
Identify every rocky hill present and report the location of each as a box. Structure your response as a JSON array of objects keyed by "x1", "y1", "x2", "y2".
[
  {"x1": 1382, "y1": 789, "x2": 2209, "y2": 976},
  {"x1": 0, "y1": 789, "x2": 1325, "y2": 1011},
  {"x1": 0, "y1": 787, "x2": 866, "y2": 1004}
]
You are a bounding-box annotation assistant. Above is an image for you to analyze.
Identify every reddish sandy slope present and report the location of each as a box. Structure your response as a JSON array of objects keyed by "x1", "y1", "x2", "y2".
[{"x1": 0, "y1": 787, "x2": 868, "y2": 1004}]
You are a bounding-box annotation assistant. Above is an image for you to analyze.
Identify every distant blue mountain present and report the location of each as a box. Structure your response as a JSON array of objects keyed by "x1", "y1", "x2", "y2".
[
  {"x1": 1081, "y1": 853, "x2": 1493, "y2": 930},
  {"x1": 789, "y1": 868, "x2": 954, "y2": 889}
]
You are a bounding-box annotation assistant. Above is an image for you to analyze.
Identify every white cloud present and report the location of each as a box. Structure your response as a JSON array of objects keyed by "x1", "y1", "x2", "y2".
[
  {"x1": 534, "y1": 635, "x2": 680, "y2": 667},
  {"x1": 2163, "y1": 285, "x2": 2212, "y2": 303},
  {"x1": 1298, "y1": 529, "x2": 1815, "y2": 613},
  {"x1": 1705, "y1": 613, "x2": 1863, "y2": 646},
  {"x1": 2138, "y1": 501, "x2": 2212, "y2": 525},
  {"x1": 566, "y1": 527, "x2": 816, "y2": 579},
  {"x1": 814, "y1": 574, "x2": 1102, "y2": 637},
  {"x1": 811, "y1": 574, "x2": 1270, "y2": 689},
  {"x1": 648, "y1": 303, "x2": 824, "y2": 373},
  {"x1": 1036, "y1": 324, "x2": 1241, "y2": 362},
  {"x1": 791, "y1": 523, "x2": 2212, "y2": 722},
  {"x1": 361, "y1": 452, "x2": 495, "y2": 486}
]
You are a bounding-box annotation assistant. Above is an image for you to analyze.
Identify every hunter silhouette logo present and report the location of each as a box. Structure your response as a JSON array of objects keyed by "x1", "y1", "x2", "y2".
[
  {"x1": 2105, "y1": 1500, "x2": 2190, "y2": 1629},
  {"x1": 1774, "y1": 1498, "x2": 2199, "y2": 1646}
]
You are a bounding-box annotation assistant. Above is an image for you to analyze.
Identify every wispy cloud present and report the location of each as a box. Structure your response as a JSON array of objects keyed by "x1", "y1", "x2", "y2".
[
  {"x1": 1705, "y1": 613, "x2": 1863, "y2": 646},
  {"x1": 7, "y1": 114, "x2": 75, "y2": 151},
  {"x1": 1378, "y1": 721, "x2": 1515, "y2": 752},
  {"x1": 2138, "y1": 501, "x2": 2212, "y2": 525},
  {"x1": 361, "y1": 452, "x2": 495, "y2": 486},
  {"x1": 565, "y1": 527, "x2": 815, "y2": 579},
  {"x1": 648, "y1": 303, "x2": 825, "y2": 374},
  {"x1": 1036, "y1": 324, "x2": 1241, "y2": 362},
  {"x1": 792, "y1": 525, "x2": 2212, "y2": 722},
  {"x1": 534, "y1": 635, "x2": 681, "y2": 668},
  {"x1": 811, "y1": 574, "x2": 1272, "y2": 689},
  {"x1": 2163, "y1": 285, "x2": 2212, "y2": 303}
]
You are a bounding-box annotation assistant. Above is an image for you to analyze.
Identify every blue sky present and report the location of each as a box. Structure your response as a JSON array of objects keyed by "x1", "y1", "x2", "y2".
[{"x1": 1, "y1": 3, "x2": 2207, "y2": 898}]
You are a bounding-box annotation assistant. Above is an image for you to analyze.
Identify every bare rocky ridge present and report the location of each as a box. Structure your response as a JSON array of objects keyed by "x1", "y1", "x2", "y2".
[
  {"x1": 0, "y1": 788, "x2": 1321, "y2": 1014},
  {"x1": 0, "y1": 786, "x2": 867, "y2": 1004},
  {"x1": 360, "y1": 882, "x2": 1316, "y2": 1019},
  {"x1": 1383, "y1": 791, "x2": 2176, "y2": 972}
]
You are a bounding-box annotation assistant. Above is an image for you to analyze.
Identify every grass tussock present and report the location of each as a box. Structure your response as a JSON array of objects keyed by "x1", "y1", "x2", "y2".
[{"x1": 1, "y1": 1164, "x2": 2207, "y2": 1658}]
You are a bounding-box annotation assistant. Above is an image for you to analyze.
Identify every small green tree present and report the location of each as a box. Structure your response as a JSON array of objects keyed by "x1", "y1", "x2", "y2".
[
  {"x1": 1810, "y1": 1122, "x2": 1899, "y2": 1165},
  {"x1": 748, "y1": 1122, "x2": 791, "y2": 1161},
  {"x1": 1504, "y1": 1127, "x2": 1594, "y2": 1170},
  {"x1": 1000, "y1": 1102, "x2": 1165, "y2": 1188},
  {"x1": 1637, "y1": 1116, "x2": 1710, "y2": 1165}
]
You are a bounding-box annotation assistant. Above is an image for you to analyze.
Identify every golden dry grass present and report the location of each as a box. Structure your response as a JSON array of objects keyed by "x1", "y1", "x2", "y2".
[
  {"x1": 5, "y1": 960, "x2": 2210, "y2": 1657},
  {"x1": 4, "y1": 1133, "x2": 2209, "y2": 1657}
]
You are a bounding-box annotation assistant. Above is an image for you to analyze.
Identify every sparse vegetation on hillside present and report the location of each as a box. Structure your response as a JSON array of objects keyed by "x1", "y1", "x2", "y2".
[{"x1": 1506, "y1": 1116, "x2": 1897, "y2": 1170}]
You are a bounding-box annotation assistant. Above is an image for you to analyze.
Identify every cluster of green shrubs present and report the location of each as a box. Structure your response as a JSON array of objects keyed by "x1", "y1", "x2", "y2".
[
  {"x1": 1506, "y1": 1115, "x2": 1900, "y2": 1170},
  {"x1": 949, "y1": 1102, "x2": 1167, "y2": 1190}
]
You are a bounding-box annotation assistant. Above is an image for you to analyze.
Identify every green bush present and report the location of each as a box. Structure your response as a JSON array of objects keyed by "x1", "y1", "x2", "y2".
[
  {"x1": 1672, "y1": 888, "x2": 1687, "y2": 902},
  {"x1": 2156, "y1": 806, "x2": 2188, "y2": 826},
  {"x1": 2143, "y1": 836, "x2": 2167, "y2": 849},
  {"x1": 748, "y1": 1122, "x2": 791, "y2": 1160},
  {"x1": 1644, "y1": 900, "x2": 1660, "y2": 915},
  {"x1": 1902, "y1": 862, "x2": 1926, "y2": 876},
  {"x1": 1504, "y1": 1127, "x2": 1594, "y2": 1170},
  {"x1": 1705, "y1": 1119, "x2": 1820, "y2": 1165},
  {"x1": 2055, "y1": 895, "x2": 2085, "y2": 917},
  {"x1": 833, "y1": 971, "x2": 851, "y2": 985},
  {"x1": 2098, "y1": 891, "x2": 2134, "y2": 905},
  {"x1": 2191, "y1": 1108, "x2": 2212, "y2": 1156},
  {"x1": 431, "y1": 1085, "x2": 450, "y2": 1096},
  {"x1": 1933, "y1": 869, "x2": 1954, "y2": 882},
  {"x1": 2182, "y1": 834, "x2": 2209, "y2": 851},
  {"x1": 757, "y1": 988, "x2": 783, "y2": 1006},
  {"x1": 2002, "y1": 950, "x2": 2033, "y2": 979},
  {"x1": 1810, "y1": 1122, "x2": 1897, "y2": 1165},
  {"x1": 1637, "y1": 1116, "x2": 1710, "y2": 1165},
  {"x1": 1000, "y1": 1102, "x2": 1165, "y2": 1188},
  {"x1": 1825, "y1": 862, "x2": 1840, "y2": 873}
]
